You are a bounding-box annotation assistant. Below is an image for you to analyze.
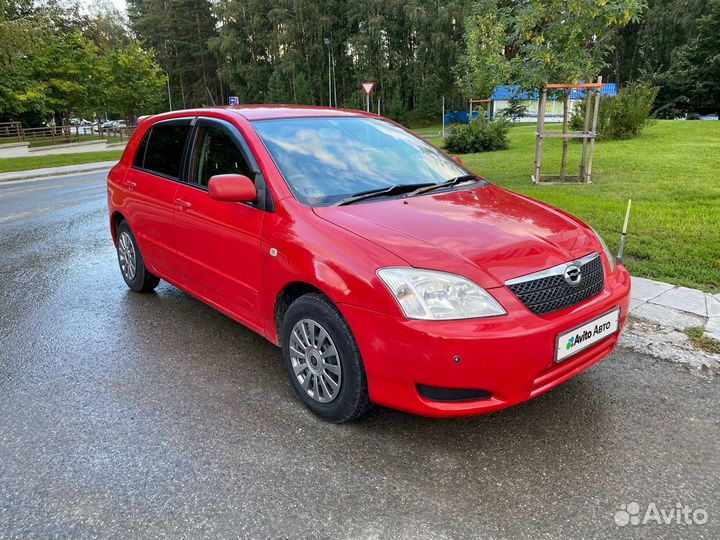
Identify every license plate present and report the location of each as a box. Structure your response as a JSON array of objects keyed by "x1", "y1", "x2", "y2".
[{"x1": 555, "y1": 308, "x2": 620, "y2": 363}]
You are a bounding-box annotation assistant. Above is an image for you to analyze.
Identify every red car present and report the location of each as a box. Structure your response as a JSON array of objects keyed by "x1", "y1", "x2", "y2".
[{"x1": 107, "y1": 106, "x2": 631, "y2": 422}]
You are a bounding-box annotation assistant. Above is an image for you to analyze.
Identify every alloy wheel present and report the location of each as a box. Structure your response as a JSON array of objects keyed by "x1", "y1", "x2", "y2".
[
  {"x1": 117, "y1": 231, "x2": 137, "y2": 281},
  {"x1": 288, "y1": 318, "x2": 342, "y2": 403}
]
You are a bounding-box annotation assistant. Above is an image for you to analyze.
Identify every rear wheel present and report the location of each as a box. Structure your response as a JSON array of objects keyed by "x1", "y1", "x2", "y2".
[
  {"x1": 116, "y1": 221, "x2": 160, "y2": 293},
  {"x1": 281, "y1": 293, "x2": 372, "y2": 422}
]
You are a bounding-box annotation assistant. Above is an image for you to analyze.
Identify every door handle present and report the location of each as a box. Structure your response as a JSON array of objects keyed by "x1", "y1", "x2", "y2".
[
  {"x1": 175, "y1": 198, "x2": 192, "y2": 209},
  {"x1": 124, "y1": 180, "x2": 137, "y2": 190}
]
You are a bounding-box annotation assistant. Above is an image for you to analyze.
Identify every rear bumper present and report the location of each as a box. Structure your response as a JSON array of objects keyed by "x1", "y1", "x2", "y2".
[{"x1": 339, "y1": 265, "x2": 631, "y2": 417}]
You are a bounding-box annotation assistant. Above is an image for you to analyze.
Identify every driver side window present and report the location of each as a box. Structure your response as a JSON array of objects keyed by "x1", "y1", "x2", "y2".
[{"x1": 190, "y1": 124, "x2": 253, "y2": 187}]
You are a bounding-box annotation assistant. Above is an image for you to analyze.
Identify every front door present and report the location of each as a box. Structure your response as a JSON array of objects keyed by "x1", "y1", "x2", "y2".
[{"x1": 173, "y1": 118, "x2": 265, "y2": 331}]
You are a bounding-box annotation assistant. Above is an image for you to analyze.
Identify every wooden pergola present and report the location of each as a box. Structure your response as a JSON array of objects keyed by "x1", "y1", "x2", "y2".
[{"x1": 532, "y1": 77, "x2": 603, "y2": 184}]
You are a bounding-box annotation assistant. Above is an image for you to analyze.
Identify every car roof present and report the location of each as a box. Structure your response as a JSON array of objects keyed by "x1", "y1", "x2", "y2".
[{"x1": 149, "y1": 105, "x2": 375, "y2": 123}]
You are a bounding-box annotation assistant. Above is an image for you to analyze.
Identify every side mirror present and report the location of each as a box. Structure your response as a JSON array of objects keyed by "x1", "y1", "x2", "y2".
[
  {"x1": 208, "y1": 174, "x2": 257, "y2": 203},
  {"x1": 451, "y1": 156, "x2": 464, "y2": 166}
]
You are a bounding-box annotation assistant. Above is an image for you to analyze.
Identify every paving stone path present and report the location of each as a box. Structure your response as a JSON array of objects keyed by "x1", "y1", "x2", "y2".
[{"x1": 630, "y1": 276, "x2": 720, "y2": 341}]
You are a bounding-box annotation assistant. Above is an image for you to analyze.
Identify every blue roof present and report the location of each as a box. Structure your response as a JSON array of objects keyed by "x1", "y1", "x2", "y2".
[{"x1": 491, "y1": 84, "x2": 618, "y2": 101}]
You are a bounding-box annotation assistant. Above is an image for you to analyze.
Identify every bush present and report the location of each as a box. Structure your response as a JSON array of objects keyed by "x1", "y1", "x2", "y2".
[
  {"x1": 443, "y1": 118, "x2": 510, "y2": 154},
  {"x1": 500, "y1": 97, "x2": 528, "y2": 122},
  {"x1": 569, "y1": 83, "x2": 659, "y2": 141}
]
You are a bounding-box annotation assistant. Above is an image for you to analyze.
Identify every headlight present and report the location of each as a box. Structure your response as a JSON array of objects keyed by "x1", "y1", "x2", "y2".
[
  {"x1": 591, "y1": 228, "x2": 617, "y2": 272},
  {"x1": 376, "y1": 267, "x2": 506, "y2": 320}
]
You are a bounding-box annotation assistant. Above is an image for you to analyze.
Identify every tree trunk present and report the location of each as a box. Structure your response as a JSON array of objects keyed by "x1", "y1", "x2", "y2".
[
  {"x1": 560, "y1": 90, "x2": 570, "y2": 178},
  {"x1": 195, "y1": 12, "x2": 211, "y2": 105}
]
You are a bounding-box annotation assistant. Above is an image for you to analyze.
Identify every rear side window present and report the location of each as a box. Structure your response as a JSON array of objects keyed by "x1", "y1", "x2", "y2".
[
  {"x1": 133, "y1": 131, "x2": 149, "y2": 168},
  {"x1": 138, "y1": 123, "x2": 191, "y2": 178}
]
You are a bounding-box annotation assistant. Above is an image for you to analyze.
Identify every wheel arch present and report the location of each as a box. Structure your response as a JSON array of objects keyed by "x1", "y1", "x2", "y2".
[
  {"x1": 273, "y1": 281, "x2": 333, "y2": 343},
  {"x1": 110, "y1": 211, "x2": 127, "y2": 245}
]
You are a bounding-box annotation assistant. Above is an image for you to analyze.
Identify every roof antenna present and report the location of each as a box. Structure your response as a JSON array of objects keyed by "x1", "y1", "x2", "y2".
[
  {"x1": 206, "y1": 87, "x2": 216, "y2": 106},
  {"x1": 617, "y1": 199, "x2": 632, "y2": 263}
]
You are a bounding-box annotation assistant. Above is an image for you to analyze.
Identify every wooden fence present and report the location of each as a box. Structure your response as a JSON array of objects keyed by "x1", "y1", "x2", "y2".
[{"x1": 0, "y1": 123, "x2": 135, "y2": 146}]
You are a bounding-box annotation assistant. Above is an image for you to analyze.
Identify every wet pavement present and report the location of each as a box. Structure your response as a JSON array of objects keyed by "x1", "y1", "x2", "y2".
[{"x1": 1, "y1": 172, "x2": 719, "y2": 539}]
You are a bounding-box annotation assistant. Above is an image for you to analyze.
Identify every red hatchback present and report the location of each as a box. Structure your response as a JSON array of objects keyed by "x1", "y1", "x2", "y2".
[{"x1": 107, "y1": 106, "x2": 631, "y2": 422}]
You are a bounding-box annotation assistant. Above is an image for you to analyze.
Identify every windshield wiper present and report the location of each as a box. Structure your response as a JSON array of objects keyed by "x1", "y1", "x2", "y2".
[
  {"x1": 406, "y1": 175, "x2": 478, "y2": 197},
  {"x1": 333, "y1": 183, "x2": 435, "y2": 206}
]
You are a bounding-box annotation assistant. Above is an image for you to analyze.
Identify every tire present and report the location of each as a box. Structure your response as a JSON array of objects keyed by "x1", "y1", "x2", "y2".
[
  {"x1": 115, "y1": 220, "x2": 160, "y2": 293},
  {"x1": 281, "y1": 293, "x2": 372, "y2": 423}
]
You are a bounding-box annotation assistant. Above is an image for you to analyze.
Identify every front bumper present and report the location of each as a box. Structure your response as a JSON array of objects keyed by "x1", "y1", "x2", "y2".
[{"x1": 339, "y1": 265, "x2": 631, "y2": 417}]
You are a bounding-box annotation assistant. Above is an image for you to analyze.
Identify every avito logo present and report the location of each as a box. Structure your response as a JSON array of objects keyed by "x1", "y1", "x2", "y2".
[{"x1": 566, "y1": 321, "x2": 613, "y2": 351}]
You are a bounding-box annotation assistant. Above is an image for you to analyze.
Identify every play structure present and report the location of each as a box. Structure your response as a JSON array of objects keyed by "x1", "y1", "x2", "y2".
[
  {"x1": 468, "y1": 99, "x2": 494, "y2": 120},
  {"x1": 532, "y1": 77, "x2": 604, "y2": 184},
  {"x1": 443, "y1": 110, "x2": 480, "y2": 124},
  {"x1": 441, "y1": 98, "x2": 494, "y2": 135}
]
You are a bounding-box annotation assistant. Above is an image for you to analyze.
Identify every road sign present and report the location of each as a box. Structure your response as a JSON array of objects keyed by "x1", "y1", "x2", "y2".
[
  {"x1": 228, "y1": 96, "x2": 239, "y2": 106},
  {"x1": 361, "y1": 82, "x2": 375, "y2": 96}
]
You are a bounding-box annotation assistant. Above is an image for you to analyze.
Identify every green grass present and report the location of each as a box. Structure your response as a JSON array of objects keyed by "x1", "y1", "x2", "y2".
[
  {"x1": 412, "y1": 120, "x2": 720, "y2": 292},
  {"x1": 684, "y1": 327, "x2": 720, "y2": 354},
  {"x1": 0, "y1": 150, "x2": 123, "y2": 173}
]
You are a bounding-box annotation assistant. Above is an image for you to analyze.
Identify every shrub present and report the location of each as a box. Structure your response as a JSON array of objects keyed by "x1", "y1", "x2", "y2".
[
  {"x1": 569, "y1": 83, "x2": 659, "y2": 141},
  {"x1": 500, "y1": 97, "x2": 528, "y2": 122},
  {"x1": 443, "y1": 118, "x2": 510, "y2": 154}
]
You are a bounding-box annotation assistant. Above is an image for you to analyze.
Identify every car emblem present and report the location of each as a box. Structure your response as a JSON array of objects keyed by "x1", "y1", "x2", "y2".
[{"x1": 563, "y1": 264, "x2": 582, "y2": 286}]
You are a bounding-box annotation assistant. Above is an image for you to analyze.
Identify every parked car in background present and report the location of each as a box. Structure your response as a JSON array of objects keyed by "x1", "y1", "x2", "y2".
[
  {"x1": 93, "y1": 119, "x2": 127, "y2": 133},
  {"x1": 107, "y1": 106, "x2": 631, "y2": 422}
]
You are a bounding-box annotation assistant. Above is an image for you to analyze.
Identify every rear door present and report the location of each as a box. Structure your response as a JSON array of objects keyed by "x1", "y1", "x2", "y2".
[
  {"x1": 173, "y1": 117, "x2": 266, "y2": 331},
  {"x1": 123, "y1": 118, "x2": 192, "y2": 278}
]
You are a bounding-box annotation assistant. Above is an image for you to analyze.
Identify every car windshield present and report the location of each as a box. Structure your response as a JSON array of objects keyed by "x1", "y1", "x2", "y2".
[{"x1": 252, "y1": 117, "x2": 473, "y2": 206}]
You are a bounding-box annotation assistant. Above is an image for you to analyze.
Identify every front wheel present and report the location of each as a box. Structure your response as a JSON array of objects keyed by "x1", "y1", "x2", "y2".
[
  {"x1": 115, "y1": 221, "x2": 160, "y2": 293},
  {"x1": 281, "y1": 293, "x2": 372, "y2": 423}
]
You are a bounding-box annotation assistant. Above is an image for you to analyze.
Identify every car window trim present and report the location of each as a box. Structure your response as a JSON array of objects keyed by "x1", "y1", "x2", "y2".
[
  {"x1": 129, "y1": 116, "x2": 274, "y2": 213},
  {"x1": 182, "y1": 117, "x2": 273, "y2": 212}
]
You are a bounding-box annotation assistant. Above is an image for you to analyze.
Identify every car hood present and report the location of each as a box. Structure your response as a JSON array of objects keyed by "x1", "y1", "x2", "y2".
[{"x1": 313, "y1": 184, "x2": 599, "y2": 288}]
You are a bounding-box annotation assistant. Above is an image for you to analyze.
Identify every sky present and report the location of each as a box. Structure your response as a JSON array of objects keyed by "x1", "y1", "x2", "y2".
[{"x1": 79, "y1": 0, "x2": 127, "y2": 14}]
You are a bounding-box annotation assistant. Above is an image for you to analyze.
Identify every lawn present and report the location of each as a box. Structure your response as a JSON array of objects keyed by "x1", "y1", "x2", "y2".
[
  {"x1": 0, "y1": 150, "x2": 123, "y2": 174},
  {"x1": 414, "y1": 120, "x2": 720, "y2": 292}
]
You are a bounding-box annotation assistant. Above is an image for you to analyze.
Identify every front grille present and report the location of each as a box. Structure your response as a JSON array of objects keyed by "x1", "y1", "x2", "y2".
[{"x1": 506, "y1": 253, "x2": 604, "y2": 315}]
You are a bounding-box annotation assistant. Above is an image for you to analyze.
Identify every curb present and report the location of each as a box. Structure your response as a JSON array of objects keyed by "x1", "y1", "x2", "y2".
[
  {"x1": 625, "y1": 277, "x2": 720, "y2": 373},
  {"x1": 619, "y1": 318, "x2": 720, "y2": 375},
  {"x1": 0, "y1": 161, "x2": 117, "y2": 183}
]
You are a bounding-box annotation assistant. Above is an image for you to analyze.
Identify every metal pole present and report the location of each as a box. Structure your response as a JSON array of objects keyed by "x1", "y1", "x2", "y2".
[
  {"x1": 366, "y1": 94, "x2": 370, "y2": 113},
  {"x1": 332, "y1": 50, "x2": 337, "y2": 108},
  {"x1": 162, "y1": 70, "x2": 173, "y2": 111},
  {"x1": 324, "y1": 38, "x2": 331, "y2": 107},
  {"x1": 377, "y1": 97, "x2": 380, "y2": 114},
  {"x1": 328, "y1": 48, "x2": 332, "y2": 106},
  {"x1": 442, "y1": 96, "x2": 446, "y2": 137}
]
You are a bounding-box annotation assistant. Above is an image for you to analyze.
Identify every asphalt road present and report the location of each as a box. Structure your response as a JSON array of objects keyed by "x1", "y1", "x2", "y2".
[{"x1": 1, "y1": 172, "x2": 719, "y2": 540}]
